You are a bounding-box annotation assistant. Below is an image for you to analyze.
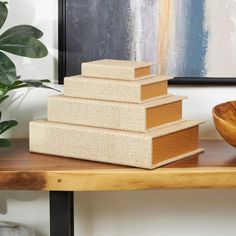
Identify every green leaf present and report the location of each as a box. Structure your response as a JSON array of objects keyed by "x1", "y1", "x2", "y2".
[
  {"x1": 6, "y1": 80, "x2": 24, "y2": 90},
  {"x1": 0, "y1": 37, "x2": 48, "y2": 58},
  {"x1": 0, "y1": 25, "x2": 43, "y2": 41},
  {"x1": 39, "y1": 79, "x2": 50, "y2": 83},
  {"x1": 0, "y1": 119, "x2": 18, "y2": 134},
  {"x1": 1, "y1": 79, "x2": 60, "y2": 92},
  {"x1": 0, "y1": 138, "x2": 11, "y2": 147},
  {"x1": 1, "y1": 79, "x2": 25, "y2": 93},
  {"x1": 0, "y1": 81, "x2": 7, "y2": 89},
  {"x1": 0, "y1": 94, "x2": 9, "y2": 103},
  {"x1": 21, "y1": 79, "x2": 43, "y2": 87},
  {"x1": 0, "y1": 2, "x2": 8, "y2": 29},
  {"x1": 21, "y1": 80, "x2": 60, "y2": 92},
  {"x1": 0, "y1": 111, "x2": 1, "y2": 120},
  {"x1": 40, "y1": 84, "x2": 60, "y2": 92},
  {"x1": 0, "y1": 51, "x2": 16, "y2": 85}
]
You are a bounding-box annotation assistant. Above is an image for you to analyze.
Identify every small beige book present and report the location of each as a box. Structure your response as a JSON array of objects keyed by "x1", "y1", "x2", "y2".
[
  {"x1": 47, "y1": 95, "x2": 185, "y2": 132},
  {"x1": 64, "y1": 75, "x2": 171, "y2": 103},
  {"x1": 29, "y1": 119, "x2": 204, "y2": 169},
  {"x1": 82, "y1": 59, "x2": 153, "y2": 80}
]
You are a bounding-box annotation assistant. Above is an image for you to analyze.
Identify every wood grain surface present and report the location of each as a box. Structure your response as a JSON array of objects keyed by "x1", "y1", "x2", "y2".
[
  {"x1": 213, "y1": 101, "x2": 236, "y2": 147},
  {"x1": 0, "y1": 140, "x2": 236, "y2": 191}
]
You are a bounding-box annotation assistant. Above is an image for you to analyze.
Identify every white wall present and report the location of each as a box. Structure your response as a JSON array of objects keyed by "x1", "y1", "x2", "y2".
[
  {"x1": 0, "y1": 1, "x2": 236, "y2": 236},
  {"x1": 1, "y1": 0, "x2": 59, "y2": 139}
]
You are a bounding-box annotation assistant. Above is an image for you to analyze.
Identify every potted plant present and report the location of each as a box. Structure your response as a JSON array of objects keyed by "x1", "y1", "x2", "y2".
[{"x1": 0, "y1": 1, "x2": 58, "y2": 148}]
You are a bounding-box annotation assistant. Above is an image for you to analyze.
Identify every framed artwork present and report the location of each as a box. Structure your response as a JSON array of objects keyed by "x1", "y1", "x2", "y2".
[{"x1": 58, "y1": 0, "x2": 236, "y2": 85}]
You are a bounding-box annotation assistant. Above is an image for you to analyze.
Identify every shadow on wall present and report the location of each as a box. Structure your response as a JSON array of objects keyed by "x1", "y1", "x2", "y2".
[
  {"x1": 0, "y1": 0, "x2": 59, "y2": 211},
  {"x1": 6, "y1": 0, "x2": 36, "y2": 25},
  {"x1": 0, "y1": 191, "x2": 49, "y2": 236},
  {"x1": 75, "y1": 189, "x2": 236, "y2": 236},
  {"x1": 1, "y1": 0, "x2": 60, "y2": 139},
  {"x1": 3, "y1": 0, "x2": 58, "y2": 83}
]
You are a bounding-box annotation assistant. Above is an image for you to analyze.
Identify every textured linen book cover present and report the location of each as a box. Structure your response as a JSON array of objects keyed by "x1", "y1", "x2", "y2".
[
  {"x1": 82, "y1": 59, "x2": 153, "y2": 80},
  {"x1": 64, "y1": 75, "x2": 171, "y2": 103},
  {"x1": 47, "y1": 95, "x2": 185, "y2": 132},
  {"x1": 30, "y1": 119, "x2": 204, "y2": 169}
]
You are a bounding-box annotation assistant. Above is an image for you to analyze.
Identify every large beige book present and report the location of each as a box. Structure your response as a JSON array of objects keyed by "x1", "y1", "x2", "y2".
[
  {"x1": 47, "y1": 95, "x2": 184, "y2": 132},
  {"x1": 82, "y1": 59, "x2": 153, "y2": 80},
  {"x1": 64, "y1": 75, "x2": 171, "y2": 103},
  {"x1": 30, "y1": 119, "x2": 203, "y2": 169}
]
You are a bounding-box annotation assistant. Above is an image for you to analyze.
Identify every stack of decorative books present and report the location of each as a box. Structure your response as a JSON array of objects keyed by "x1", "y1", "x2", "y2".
[{"x1": 30, "y1": 59, "x2": 204, "y2": 169}]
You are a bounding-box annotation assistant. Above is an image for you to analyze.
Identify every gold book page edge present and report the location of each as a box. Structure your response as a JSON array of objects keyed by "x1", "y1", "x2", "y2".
[{"x1": 151, "y1": 148, "x2": 205, "y2": 169}]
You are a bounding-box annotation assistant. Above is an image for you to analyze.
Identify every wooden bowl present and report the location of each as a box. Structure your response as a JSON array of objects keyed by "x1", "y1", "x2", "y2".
[{"x1": 213, "y1": 101, "x2": 236, "y2": 147}]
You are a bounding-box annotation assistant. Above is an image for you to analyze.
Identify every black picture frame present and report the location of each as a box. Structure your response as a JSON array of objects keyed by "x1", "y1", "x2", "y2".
[
  {"x1": 58, "y1": 0, "x2": 236, "y2": 85},
  {"x1": 58, "y1": 0, "x2": 66, "y2": 85}
]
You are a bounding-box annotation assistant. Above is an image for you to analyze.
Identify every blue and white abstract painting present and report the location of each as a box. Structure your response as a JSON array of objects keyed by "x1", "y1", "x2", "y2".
[{"x1": 65, "y1": 0, "x2": 236, "y2": 78}]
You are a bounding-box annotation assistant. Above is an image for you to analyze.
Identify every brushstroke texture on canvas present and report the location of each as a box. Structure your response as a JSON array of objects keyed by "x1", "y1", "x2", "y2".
[
  {"x1": 65, "y1": 0, "x2": 235, "y2": 78},
  {"x1": 205, "y1": 0, "x2": 236, "y2": 77},
  {"x1": 66, "y1": 0, "x2": 133, "y2": 75},
  {"x1": 167, "y1": 0, "x2": 208, "y2": 77},
  {"x1": 129, "y1": 0, "x2": 157, "y2": 64},
  {"x1": 157, "y1": 0, "x2": 172, "y2": 75}
]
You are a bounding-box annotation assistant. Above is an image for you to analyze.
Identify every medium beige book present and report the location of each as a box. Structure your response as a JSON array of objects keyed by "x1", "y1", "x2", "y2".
[
  {"x1": 82, "y1": 59, "x2": 153, "y2": 80},
  {"x1": 29, "y1": 119, "x2": 203, "y2": 169},
  {"x1": 47, "y1": 95, "x2": 185, "y2": 132},
  {"x1": 64, "y1": 75, "x2": 171, "y2": 103}
]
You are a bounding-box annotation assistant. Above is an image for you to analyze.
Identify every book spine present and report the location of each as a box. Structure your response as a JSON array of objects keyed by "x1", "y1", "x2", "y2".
[
  {"x1": 64, "y1": 77, "x2": 142, "y2": 103},
  {"x1": 82, "y1": 63, "x2": 135, "y2": 80},
  {"x1": 30, "y1": 121, "x2": 153, "y2": 169},
  {"x1": 48, "y1": 96, "x2": 147, "y2": 132}
]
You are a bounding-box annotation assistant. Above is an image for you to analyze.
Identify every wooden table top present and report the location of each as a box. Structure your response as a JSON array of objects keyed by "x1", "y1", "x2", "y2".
[{"x1": 0, "y1": 139, "x2": 235, "y2": 191}]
